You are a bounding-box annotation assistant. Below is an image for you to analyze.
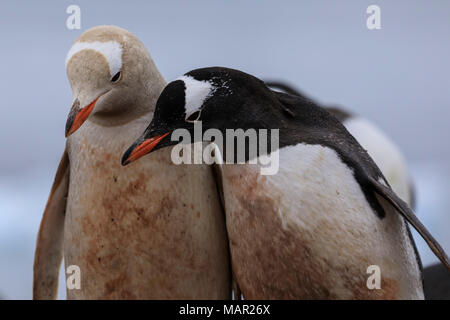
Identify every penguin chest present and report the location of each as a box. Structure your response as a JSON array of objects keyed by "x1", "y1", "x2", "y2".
[
  {"x1": 64, "y1": 134, "x2": 230, "y2": 299},
  {"x1": 220, "y1": 143, "x2": 422, "y2": 299}
]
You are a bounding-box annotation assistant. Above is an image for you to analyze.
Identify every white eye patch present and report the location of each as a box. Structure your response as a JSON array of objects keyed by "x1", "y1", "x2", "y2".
[
  {"x1": 65, "y1": 41, "x2": 123, "y2": 77},
  {"x1": 177, "y1": 75, "x2": 215, "y2": 119}
]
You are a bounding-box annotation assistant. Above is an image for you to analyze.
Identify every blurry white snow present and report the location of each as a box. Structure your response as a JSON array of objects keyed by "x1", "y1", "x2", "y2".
[
  {"x1": 0, "y1": 168, "x2": 66, "y2": 299},
  {"x1": 0, "y1": 161, "x2": 449, "y2": 299}
]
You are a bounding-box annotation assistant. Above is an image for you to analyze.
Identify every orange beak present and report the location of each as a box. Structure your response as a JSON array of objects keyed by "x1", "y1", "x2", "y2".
[
  {"x1": 122, "y1": 132, "x2": 170, "y2": 166},
  {"x1": 65, "y1": 95, "x2": 102, "y2": 137}
]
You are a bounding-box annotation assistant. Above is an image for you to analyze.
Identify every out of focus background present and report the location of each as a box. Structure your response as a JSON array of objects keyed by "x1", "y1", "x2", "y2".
[{"x1": 0, "y1": 1, "x2": 449, "y2": 299}]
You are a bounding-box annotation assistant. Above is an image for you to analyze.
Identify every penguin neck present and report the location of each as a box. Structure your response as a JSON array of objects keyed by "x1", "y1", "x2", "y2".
[{"x1": 69, "y1": 73, "x2": 167, "y2": 154}]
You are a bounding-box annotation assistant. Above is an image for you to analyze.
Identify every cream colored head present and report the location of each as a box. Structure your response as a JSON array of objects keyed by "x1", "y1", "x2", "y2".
[{"x1": 65, "y1": 25, "x2": 165, "y2": 137}]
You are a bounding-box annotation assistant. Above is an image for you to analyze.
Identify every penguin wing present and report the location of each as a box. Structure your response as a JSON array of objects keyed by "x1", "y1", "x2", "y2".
[
  {"x1": 368, "y1": 175, "x2": 450, "y2": 270},
  {"x1": 33, "y1": 149, "x2": 69, "y2": 299},
  {"x1": 210, "y1": 146, "x2": 244, "y2": 299},
  {"x1": 273, "y1": 91, "x2": 449, "y2": 271}
]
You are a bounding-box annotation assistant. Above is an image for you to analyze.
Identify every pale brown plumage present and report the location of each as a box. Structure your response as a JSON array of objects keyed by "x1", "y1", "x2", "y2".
[{"x1": 33, "y1": 26, "x2": 231, "y2": 299}]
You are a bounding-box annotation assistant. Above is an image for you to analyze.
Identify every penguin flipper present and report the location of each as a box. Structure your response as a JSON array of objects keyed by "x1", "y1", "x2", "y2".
[
  {"x1": 33, "y1": 149, "x2": 69, "y2": 299},
  {"x1": 368, "y1": 176, "x2": 450, "y2": 271}
]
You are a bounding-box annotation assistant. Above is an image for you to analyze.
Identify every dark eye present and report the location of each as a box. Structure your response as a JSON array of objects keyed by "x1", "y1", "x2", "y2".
[
  {"x1": 110, "y1": 71, "x2": 121, "y2": 83},
  {"x1": 185, "y1": 110, "x2": 201, "y2": 122}
]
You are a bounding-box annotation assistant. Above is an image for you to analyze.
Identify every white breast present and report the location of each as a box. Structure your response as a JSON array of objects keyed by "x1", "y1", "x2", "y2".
[
  {"x1": 63, "y1": 118, "x2": 230, "y2": 299},
  {"x1": 218, "y1": 143, "x2": 422, "y2": 299}
]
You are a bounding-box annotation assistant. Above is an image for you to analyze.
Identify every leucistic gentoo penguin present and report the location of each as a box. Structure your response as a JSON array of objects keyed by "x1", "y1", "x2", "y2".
[
  {"x1": 122, "y1": 67, "x2": 449, "y2": 299},
  {"x1": 266, "y1": 81, "x2": 415, "y2": 207},
  {"x1": 33, "y1": 27, "x2": 231, "y2": 299}
]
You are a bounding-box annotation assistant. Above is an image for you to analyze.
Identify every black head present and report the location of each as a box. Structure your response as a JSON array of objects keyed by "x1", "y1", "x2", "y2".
[{"x1": 121, "y1": 67, "x2": 286, "y2": 165}]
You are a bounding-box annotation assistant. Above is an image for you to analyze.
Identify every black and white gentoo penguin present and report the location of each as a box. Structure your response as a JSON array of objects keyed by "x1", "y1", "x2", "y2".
[
  {"x1": 266, "y1": 81, "x2": 415, "y2": 207},
  {"x1": 122, "y1": 67, "x2": 449, "y2": 299},
  {"x1": 33, "y1": 28, "x2": 231, "y2": 299}
]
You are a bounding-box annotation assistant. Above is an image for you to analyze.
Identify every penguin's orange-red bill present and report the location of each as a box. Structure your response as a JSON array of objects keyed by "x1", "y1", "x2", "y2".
[
  {"x1": 122, "y1": 132, "x2": 170, "y2": 165},
  {"x1": 65, "y1": 97, "x2": 100, "y2": 137}
]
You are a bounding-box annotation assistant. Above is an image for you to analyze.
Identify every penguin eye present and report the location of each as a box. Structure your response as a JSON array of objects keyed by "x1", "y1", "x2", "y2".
[
  {"x1": 185, "y1": 110, "x2": 201, "y2": 122},
  {"x1": 110, "y1": 71, "x2": 121, "y2": 83}
]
